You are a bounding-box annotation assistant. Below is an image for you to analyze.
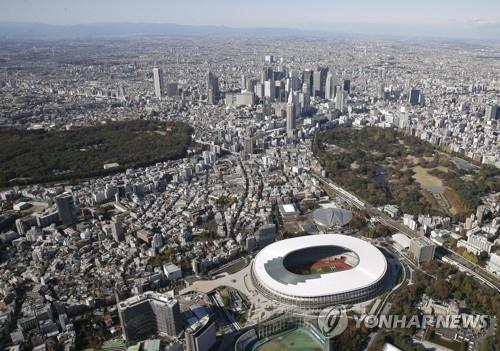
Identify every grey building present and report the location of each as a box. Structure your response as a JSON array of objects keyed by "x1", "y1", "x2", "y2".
[
  {"x1": 118, "y1": 291, "x2": 181, "y2": 343},
  {"x1": 313, "y1": 67, "x2": 328, "y2": 98},
  {"x1": 286, "y1": 91, "x2": 296, "y2": 138},
  {"x1": 409, "y1": 88, "x2": 421, "y2": 106},
  {"x1": 186, "y1": 317, "x2": 216, "y2": 351},
  {"x1": 111, "y1": 216, "x2": 124, "y2": 242},
  {"x1": 54, "y1": 192, "x2": 77, "y2": 226},
  {"x1": 255, "y1": 223, "x2": 277, "y2": 248},
  {"x1": 207, "y1": 71, "x2": 219, "y2": 105},
  {"x1": 409, "y1": 236, "x2": 435, "y2": 264},
  {"x1": 153, "y1": 67, "x2": 164, "y2": 98}
]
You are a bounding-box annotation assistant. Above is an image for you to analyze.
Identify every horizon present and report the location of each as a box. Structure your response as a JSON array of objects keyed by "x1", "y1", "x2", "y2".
[
  {"x1": 0, "y1": 20, "x2": 499, "y2": 42},
  {"x1": 0, "y1": 0, "x2": 499, "y2": 40}
]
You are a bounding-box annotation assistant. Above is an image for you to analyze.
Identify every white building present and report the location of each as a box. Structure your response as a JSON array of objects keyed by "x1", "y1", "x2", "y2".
[
  {"x1": 486, "y1": 252, "x2": 500, "y2": 275},
  {"x1": 457, "y1": 233, "x2": 493, "y2": 255}
]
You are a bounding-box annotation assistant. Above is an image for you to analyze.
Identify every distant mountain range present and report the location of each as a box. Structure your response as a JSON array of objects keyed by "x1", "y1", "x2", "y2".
[
  {"x1": 0, "y1": 21, "x2": 498, "y2": 41},
  {"x1": 0, "y1": 22, "x2": 316, "y2": 40}
]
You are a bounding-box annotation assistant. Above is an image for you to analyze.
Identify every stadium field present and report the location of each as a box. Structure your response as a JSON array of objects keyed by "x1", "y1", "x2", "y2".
[
  {"x1": 288, "y1": 256, "x2": 352, "y2": 275},
  {"x1": 256, "y1": 328, "x2": 324, "y2": 351}
]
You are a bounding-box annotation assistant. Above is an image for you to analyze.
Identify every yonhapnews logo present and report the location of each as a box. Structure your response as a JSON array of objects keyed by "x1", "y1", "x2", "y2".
[{"x1": 317, "y1": 305, "x2": 348, "y2": 337}]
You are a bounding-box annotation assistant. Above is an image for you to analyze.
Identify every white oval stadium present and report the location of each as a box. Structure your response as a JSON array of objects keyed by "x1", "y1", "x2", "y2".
[{"x1": 251, "y1": 234, "x2": 388, "y2": 307}]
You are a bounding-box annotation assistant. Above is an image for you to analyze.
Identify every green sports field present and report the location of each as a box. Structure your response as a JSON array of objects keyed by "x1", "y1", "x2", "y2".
[{"x1": 256, "y1": 328, "x2": 324, "y2": 351}]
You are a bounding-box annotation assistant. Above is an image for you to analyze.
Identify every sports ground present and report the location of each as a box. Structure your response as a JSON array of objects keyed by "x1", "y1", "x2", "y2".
[
  {"x1": 256, "y1": 328, "x2": 324, "y2": 351},
  {"x1": 287, "y1": 256, "x2": 352, "y2": 275}
]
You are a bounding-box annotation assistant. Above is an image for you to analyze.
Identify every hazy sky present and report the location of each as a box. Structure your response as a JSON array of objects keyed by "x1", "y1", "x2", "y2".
[{"x1": 0, "y1": 0, "x2": 499, "y2": 29}]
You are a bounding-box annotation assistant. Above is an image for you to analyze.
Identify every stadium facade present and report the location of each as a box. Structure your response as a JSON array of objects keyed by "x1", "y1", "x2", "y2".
[{"x1": 251, "y1": 234, "x2": 388, "y2": 308}]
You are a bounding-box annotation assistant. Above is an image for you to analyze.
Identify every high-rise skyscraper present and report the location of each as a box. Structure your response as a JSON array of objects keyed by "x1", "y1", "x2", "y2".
[
  {"x1": 111, "y1": 216, "x2": 124, "y2": 242},
  {"x1": 207, "y1": 71, "x2": 219, "y2": 105},
  {"x1": 118, "y1": 292, "x2": 181, "y2": 343},
  {"x1": 325, "y1": 71, "x2": 339, "y2": 100},
  {"x1": 485, "y1": 105, "x2": 499, "y2": 120},
  {"x1": 254, "y1": 82, "x2": 264, "y2": 100},
  {"x1": 313, "y1": 67, "x2": 328, "y2": 98},
  {"x1": 409, "y1": 88, "x2": 421, "y2": 106},
  {"x1": 186, "y1": 317, "x2": 216, "y2": 351},
  {"x1": 54, "y1": 192, "x2": 77, "y2": 226},
  {"x1": 302, "y1": 70, "x2": 314, "y2": 96},
  {"x1": 241, "y1": 74, "x2": 247, "y2": 91},
  {"x1": 261, "y1": 67, "x2": 274, "y2": 83},
  {"x1": 286, "y1": 91, "x2": 296, "y2": 138},
  {"x1": 153, "y1": 67, "x2": 164, "y2": 99},
  {"x1": 343, "y1": 79, "x2": 351, "y2": 94},
  {"x1": 336, "y1": 90, "x2": 346, "y2": 111},
  {"x1": 166, "y1": 82, "x2": 179, "y2": 97},
  {"x1": 264, "y1": 80, "x2": 275, "y2": 101}
]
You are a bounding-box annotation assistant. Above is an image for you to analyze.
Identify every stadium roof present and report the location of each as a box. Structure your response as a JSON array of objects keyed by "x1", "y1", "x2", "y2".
[
  {"x1": 312, "y1": 208, "x2": 352, "y2": 227},
  {"x1": 253, "y1": 234, "x2": 387, "y2": 298}
]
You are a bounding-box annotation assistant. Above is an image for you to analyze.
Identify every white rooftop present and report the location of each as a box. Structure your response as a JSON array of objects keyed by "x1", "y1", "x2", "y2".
[
  {"x1": 282, "y1": 204, "x2": 296, "y2": 213},
  {"x1": 253, "y1": 234, "x2": 387, "y2": 298}
]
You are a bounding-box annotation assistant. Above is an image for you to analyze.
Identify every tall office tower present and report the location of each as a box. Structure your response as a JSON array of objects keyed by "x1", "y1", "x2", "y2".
[
  {"x1": 325, "y1": 71, "x2": 339, "y2": 100},
  {"x1": 264, "y1": 55, "x2": 274, "y2": 64},
  {"x1": 286, "y1": 76, "x2": 300, "y2": 92},
  {"x1": 286, "y1": 91, "x2": 296, "y2": 138},
  {"x1": 335, "y1": 90, "x2": 346, "y2": 111},
  {"x1": 254, "y1": 82, "x2": 264, "y2": 100},
  {"x1": 409, "y1": 237, "x2": 435, "y2": 264},
  {"x1": 246, "y1": 78, "x2": 256, "y2": 92},
  {"x1": 261, "y1": 67, "x2": 274, "y2": 83},
  {"x1": 54, "y1": 192, "x2": 77, "y2": 226},
  {"x1": 186, "y1": 318, "x2": 216, "y2": 351},
  {"x1": 153, "y1": 67, "x2": 164, "y2": 99},
  {"x1": 207, "y1": 71, "x2": 219, "y2": 105},
  {"x1": 485, "y1": 105, "x2": 499, "y2": 120},
  {"x1": 302, "y1": 82, "x2": 311, "y2": 95},
  {"x1": 409, "y1": 88, "x2": 421, "y2": 106},
  {"x1": 166, "y1": 83, "x2": 179, "y2": 97},
  {"x1": 255, "y1": 223, "x2": 277, "y2": 248},
  {"x1": 343, "y1": 79, "x2": 351, "y2": 94},
  {"x1": 313, "y1": 67, "x2": 328, "y2": 98},
  {"x1": 378, "y1": 84, "x2": 386, "y2": 100},
  {"x1": 111, "y1": 216, "x2": 124, "y2": 242},
  {"x1": 298, "y1": 92, "x2": 310, "y2": 111},
  {"x1": 241, "y1": 74, "x2": 247, "y2": 91},
  {"x1": 302, "y1": 69, "x2": 314, "y2": 95},
  {"x1": 244, "y1": 138, "x2": 254, "y2": 155},
  {"x1": 118, "y1": 292, "x2": 182, "y2": 343},
  {"x1": 264, "y1": 80, "x2": 275, "y2": 101}
]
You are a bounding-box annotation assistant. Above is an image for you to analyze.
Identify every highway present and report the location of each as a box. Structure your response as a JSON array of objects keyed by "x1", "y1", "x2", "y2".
[{"x1": 312, "y1": 173, "x2": 500, "y2": 293}]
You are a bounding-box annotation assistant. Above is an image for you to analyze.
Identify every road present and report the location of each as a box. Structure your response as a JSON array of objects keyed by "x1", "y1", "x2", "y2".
[{"x1": 313, "y1": 173, "x2": 500, "y2": 293}]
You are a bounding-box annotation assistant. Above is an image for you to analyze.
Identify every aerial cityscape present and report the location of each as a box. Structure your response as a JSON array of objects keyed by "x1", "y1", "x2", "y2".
[{"x1": 0, "y1": 1, "x2": 499, "y2": 351}]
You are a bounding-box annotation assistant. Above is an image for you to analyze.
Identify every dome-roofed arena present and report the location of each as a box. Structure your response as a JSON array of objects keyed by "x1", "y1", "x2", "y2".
[
  {"x1": 251, "y1": 234, "x2": 388, "y2": 308},
  {"x1": 312, "y1": 207, "x2": 352, "y2": 228}
]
